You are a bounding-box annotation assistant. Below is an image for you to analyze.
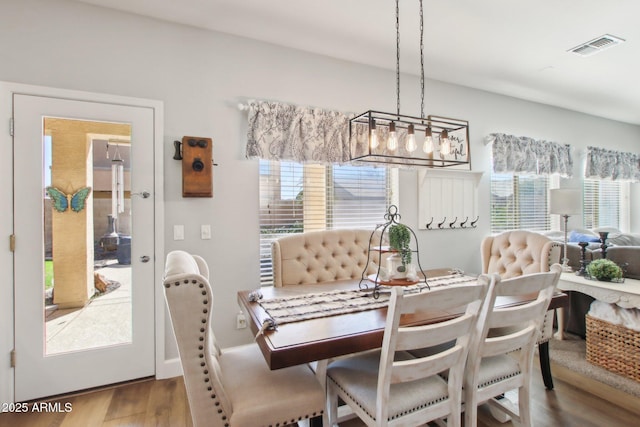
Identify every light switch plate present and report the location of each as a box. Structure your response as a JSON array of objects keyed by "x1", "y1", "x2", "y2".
[
  {"x1": 201, "y1": 224, "x2": 211, "y2": 240},
  {"x1": 174, "y1": 225, "x2": 184, "y2": 240}
]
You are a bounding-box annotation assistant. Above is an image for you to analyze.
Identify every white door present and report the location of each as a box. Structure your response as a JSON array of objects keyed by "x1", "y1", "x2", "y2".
[{"x1": 13, "y1": 94, "x2": 156, "y2": 401}]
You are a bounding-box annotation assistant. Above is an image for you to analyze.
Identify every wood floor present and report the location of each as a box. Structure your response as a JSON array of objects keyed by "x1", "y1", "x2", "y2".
[
  {"x1": 0, "y1": 376, "x2": 192, "y2": 427},
  {"x1": 2, "y1": 358, "x2": 639, "y2": 427}
]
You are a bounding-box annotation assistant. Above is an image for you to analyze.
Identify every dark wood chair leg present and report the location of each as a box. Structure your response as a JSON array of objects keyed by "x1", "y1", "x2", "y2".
[{"x1": 539, "y1": 341, "x2": 554, "y2": 390}]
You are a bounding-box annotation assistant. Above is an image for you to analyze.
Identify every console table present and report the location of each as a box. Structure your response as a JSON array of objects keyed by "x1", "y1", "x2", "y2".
[{"x1": 555, "y1": 272, "x2": 640, "y2": 340}]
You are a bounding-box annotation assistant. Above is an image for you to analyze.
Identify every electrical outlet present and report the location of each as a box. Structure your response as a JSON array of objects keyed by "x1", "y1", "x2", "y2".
[{"x1": 236, "y1": 312, "x2": 247, "y2": 329}]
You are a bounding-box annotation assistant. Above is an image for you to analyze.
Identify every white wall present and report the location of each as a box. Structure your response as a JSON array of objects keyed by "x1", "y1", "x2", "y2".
[{"x1": 1, "y1": 0, "x2": 639, "y2": 385}]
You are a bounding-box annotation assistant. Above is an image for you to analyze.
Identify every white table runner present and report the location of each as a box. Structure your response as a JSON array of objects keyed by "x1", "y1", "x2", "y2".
[{"x1": 257, "y1": 274, "x2": 477, "y2": 326}]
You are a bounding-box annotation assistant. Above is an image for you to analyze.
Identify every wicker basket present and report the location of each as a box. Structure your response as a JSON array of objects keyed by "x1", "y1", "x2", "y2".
[{"x1": 586, "y1": 314, "x2": 640, "y2": 382}]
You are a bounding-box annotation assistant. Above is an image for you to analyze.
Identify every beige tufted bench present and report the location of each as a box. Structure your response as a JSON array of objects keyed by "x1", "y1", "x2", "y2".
[
  {"x1": 481, "y1": 230, "x2": 562, "y2": 390},
  {"x1": 271, "y1": 229, "x2": 378, "y2": 287}
]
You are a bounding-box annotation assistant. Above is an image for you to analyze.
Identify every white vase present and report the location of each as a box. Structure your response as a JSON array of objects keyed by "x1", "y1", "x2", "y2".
[{"x1": 387, "y1": 253, "x2": 407, "y2": 279}]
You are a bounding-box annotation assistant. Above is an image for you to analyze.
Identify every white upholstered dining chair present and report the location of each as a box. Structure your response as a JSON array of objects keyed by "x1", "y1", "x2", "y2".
[
  {"x1": 480, "y1": 230, "x2": 562, "y2": 389},
  {"x1": 163, "y1": 250, "x2": 325, "y2": 427},
  {"x1": 463, "y1": 264, "x2": 562, "y2": 427},
  {"x1": 326, "y1": 278, "x2": 492, "y2": 427}
]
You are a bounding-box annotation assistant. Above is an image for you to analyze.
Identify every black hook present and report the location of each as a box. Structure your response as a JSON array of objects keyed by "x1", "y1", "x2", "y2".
[
  {"x1": 470, "y1": 216, "x2": 479, "y2": 228},
  {"x1": 173, "y1": 140, "x2": 183, "y2": 160},
  {"x1": 449, "y1": 217, "x2": 458, "y2": 228},
  {"x1": 460, "y1": 216, "x2": 469, "y2": 228},
  {"x1": 438, "y1": 217, "x2": 447, "y2": 229},
  {"x1": 426, "y1": 217, "x2": 434, "y2": 230}
]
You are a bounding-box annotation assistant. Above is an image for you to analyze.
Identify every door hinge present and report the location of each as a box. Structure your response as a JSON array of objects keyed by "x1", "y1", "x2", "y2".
[
  {"x1": 10, "y1": 349, "x2": 16, "y2": 368},
  {"x1": 9, "y1": 234, "x2": 15, "y2": 252},
  {"x1": 9, "y1": 117, "x2": 14, "y2": 136}
]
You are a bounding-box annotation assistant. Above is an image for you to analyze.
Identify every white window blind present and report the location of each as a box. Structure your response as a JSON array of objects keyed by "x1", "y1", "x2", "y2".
[
  {"x1": 490, "y1": 173, "x2": 550, "y2": 233},
  {"x1": 259, "y1": 160, "x2": 392, "y2": 286},
  {"x1": 583, "y1": 179, "x2": 622, "y2": 229}
]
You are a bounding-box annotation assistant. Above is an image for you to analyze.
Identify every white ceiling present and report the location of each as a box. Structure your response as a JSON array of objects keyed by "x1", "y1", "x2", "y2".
[{"x1": 75, "y1": 0, "x2": 640, "y2": 125}]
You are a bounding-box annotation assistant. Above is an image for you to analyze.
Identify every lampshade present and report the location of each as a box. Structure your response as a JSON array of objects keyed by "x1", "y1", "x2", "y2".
[{"x1": 549, "y1": 189, "x2": 581, "y2": 215}]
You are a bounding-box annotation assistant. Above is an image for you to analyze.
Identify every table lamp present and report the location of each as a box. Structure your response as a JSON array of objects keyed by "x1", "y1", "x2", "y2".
[{"x1": 549, "y1": 189, "x2": 581, "y2": 271}]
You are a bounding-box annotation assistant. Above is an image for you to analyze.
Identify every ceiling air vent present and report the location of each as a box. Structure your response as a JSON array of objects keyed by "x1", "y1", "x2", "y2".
[{"x1": 569, "y1": 34, "x2": 625, "y2": 57}]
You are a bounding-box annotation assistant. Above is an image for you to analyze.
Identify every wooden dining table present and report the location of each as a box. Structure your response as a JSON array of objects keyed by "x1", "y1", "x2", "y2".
[{"x1": 237, "y1": 274, "x2": 569, "y2": 371}]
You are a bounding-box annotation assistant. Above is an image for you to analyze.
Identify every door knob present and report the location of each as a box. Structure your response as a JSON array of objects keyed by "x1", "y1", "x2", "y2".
[
  {"x1": 140, "y1": 255, "x2": 150, "y2": 263},
  {"x1": 132, "y1": 191, "x2": 151, "y2": 198}
]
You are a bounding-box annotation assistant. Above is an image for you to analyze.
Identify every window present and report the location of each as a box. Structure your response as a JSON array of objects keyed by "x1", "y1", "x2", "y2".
[
  {"x1": 490, "y1": 173, "x2": 550, "y2": 233},
  {"x1": 259, "y1": 160, "x2": 393, "y2": 285},
  {"x1": 583, "y1": 179, "x2": 628, "y2": 230}
]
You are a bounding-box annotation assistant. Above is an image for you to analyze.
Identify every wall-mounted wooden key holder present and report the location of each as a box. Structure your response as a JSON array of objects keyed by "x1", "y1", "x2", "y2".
[{"x1": 173, "y1": 136, "x2": 214, "y2": 197}]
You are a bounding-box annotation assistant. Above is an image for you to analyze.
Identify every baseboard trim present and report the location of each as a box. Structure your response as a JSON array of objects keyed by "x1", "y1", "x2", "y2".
[
  {"x1": 156, "y1": 357, "x2": 183, "y2": 379},
  {"x1": 550, "y1": 360, "x2": 640, "y2": 417}
]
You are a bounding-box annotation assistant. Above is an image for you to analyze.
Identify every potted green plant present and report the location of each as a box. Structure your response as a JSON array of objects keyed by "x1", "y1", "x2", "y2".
[
  {"x1": 586, "y1": 259, "x2": 623, "y2": 282},
  {"x1": 388, "y1": 224, "x2": 412, "y2": 274}
]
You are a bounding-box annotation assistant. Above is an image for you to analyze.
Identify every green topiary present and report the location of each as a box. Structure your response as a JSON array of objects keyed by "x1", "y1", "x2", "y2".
[
  {"x1": 586, "y1": 259, "x2": 623, "y2": 281},
  {"x1": 388, "y1": 224, "x2": 412, "y2": 268}
]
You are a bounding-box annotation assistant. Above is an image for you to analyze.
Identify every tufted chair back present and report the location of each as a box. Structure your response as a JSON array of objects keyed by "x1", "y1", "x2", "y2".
[
  {"x1": 481, "y1": 230, "x2": 560, "y2": 278},
  {"x1": 272, "y1": 229, "x2": 377, "y2": 287},
  {"x1": 480, "y1": 230, "x2": 562, "y2": 390},
  {"x1": 163, "y1": 250, "x2": 231, "y2": 427}
]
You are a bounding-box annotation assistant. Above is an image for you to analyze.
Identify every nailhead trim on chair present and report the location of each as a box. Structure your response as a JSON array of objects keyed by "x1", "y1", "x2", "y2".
[
  {"x1": 166, "y1": 279, "x2": 230, "y2": 427},
  {"x1": 477, "y1": 370, "x2": 521, "y2": 389},
  {"x1": 328, "y1": 376, "x2": 442, "y2": 422}
]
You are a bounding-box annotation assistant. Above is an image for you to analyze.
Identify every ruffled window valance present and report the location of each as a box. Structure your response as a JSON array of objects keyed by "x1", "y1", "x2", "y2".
[
  {"x1": 585, "y1": 146, "x2": 640, "y2": 182},
  {"x1": 488, "y1": 133, "x2": 573, "y2": 177},
  {"x1": 245, "y1": 100, "x2": 351, "y2": 164}
]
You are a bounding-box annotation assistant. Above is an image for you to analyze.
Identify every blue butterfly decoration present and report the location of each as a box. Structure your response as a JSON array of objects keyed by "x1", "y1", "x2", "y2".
[{"x1": 46, "y1": 186, "x2": 92, "y2": 213}]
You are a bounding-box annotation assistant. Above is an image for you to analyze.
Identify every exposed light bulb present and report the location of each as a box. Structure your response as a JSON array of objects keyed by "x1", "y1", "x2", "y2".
[
  {"x1": 422, "y1": 126, "x2": 434, "y2": 153},
  {"x1": 406, "y1": 124, "x2": 417, "y2": 152},
  {"x1": 388, "y1": 121, "x2": 398, "y2": 152},
  {"x1": 369, "y1": 119, "x2": 379, "y2": 149},
  {"x1": 440, "y1": 129, "x2": 451, "y2": 156}
]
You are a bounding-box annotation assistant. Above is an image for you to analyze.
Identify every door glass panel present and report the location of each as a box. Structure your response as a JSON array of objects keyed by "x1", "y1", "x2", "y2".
[{"x1": 43, "y1": 117, "x2": 132, "y2": 355}]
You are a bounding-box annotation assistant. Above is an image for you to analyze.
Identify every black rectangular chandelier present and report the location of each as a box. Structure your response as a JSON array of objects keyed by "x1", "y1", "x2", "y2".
[{"x1": 349, "y1": 112, "x2": 470, "y2": 168}]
